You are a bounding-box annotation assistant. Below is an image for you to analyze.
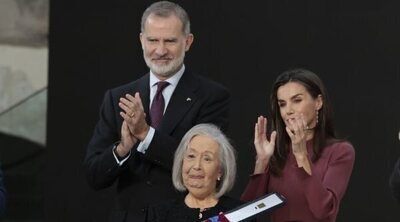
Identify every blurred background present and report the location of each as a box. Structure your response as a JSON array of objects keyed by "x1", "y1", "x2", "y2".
[{"x1": 0, "y1": 0, "x2": 48, "y2": 221}]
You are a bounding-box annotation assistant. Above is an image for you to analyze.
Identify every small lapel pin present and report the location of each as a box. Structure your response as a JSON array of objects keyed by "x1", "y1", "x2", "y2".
[{"x1": 186, "y1": 97, "x2": 192, "y2": 102}]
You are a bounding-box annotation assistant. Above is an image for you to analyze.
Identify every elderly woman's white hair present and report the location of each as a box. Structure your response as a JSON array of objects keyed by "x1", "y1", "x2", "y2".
[{"x1": 172, "y1": 123, "x2": 237, "y2": 198}]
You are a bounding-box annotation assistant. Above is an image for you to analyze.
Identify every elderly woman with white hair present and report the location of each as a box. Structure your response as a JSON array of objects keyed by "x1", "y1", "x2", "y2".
[{"x1": 145, "y1": 123, "x2": 243, "y2": 222}]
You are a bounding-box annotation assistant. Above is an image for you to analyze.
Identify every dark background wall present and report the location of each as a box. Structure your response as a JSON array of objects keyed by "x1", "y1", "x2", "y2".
[{"x1": 46, "y1": 0, "x2": 400, "y2": 221}]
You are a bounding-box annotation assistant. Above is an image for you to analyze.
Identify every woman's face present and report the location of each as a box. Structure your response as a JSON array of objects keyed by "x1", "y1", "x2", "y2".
[
  {"x1": 182, "y1": 135, "x2": 221, "y2": 199},
  {"x1": 277, "y1": 82, "x2": 322, "y2": 132}
]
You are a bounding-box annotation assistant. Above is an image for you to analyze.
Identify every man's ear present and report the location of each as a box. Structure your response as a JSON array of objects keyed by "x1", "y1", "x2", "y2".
[
  {"x1": 185, "y1": 34, "x2": 194, "y2": 51},
  {"x1": 139, "y1": 33, "x2": 144, "y2": 50}
]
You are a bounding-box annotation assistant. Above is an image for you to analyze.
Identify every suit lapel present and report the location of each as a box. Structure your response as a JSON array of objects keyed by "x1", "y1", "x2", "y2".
[
  {"x1": 160, "y1": 71, "x2": 199, "y2": 134},
  {"x1": 135, "y1": 74, "x2": 151, "y2": 124}
]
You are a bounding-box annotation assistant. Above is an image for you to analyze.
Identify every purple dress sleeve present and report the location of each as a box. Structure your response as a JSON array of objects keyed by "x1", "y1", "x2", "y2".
[{"x1": 241, "y1": 166, "x2": 270, "y2": 202}]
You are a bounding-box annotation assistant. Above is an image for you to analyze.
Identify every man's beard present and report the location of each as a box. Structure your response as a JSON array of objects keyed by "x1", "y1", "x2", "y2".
[{"x1": 144, "y1": 51, "x2": 185, "y2": 78}]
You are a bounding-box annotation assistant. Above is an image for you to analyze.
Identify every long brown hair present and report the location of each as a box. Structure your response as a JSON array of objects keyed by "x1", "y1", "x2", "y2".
[{"x1": 269, "y1": 68, "x2": 338, "y2": 176}]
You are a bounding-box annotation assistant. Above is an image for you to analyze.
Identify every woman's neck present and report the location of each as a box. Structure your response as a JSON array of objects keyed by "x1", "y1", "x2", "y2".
[
  {"x1": 184, "y1": 193, "x2": 218, "y2": 209},
  {"x1": 305, "y1": 129, "x2": 314, "y2": 141},
  {"x1": 303, "y1": 123, "x2": 316, "y2": 140}
]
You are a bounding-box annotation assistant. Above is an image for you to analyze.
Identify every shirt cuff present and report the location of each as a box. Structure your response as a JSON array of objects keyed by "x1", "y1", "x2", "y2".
[
  {"x1": 136, "y1": 127, "x2": 155, "y2": 154},
  {"x1": 112, "y1": 143, "x2": 131, "y2": 166}
]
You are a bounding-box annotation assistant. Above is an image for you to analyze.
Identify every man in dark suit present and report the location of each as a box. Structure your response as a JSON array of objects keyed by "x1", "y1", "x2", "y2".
[
  {"x1": 0, "y1": 164, "x2": 6, "y2": 216},
  {"x1": 84, "y1": 1, "x2": 230, "y2": 221}
]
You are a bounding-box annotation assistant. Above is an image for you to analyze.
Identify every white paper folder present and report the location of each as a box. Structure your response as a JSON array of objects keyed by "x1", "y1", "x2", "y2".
[{"x1": 224, "y1": 192, "x2": 285, "y2": 222}]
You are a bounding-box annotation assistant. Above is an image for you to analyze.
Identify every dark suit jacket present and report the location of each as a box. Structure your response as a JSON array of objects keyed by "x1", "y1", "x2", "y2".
[
  {"x1": 0, "y1": 166, "x2": 6, "y2": 216},
  {"x1": 390, "y1": 158, "x2": 400, "y2": 203},
  {"x1": 85, "y1": 70, "x2": 230, "y2": 222}
]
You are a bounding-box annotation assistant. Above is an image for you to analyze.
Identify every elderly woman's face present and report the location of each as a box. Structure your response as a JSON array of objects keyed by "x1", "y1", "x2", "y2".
[{"x1": 182, "y1": 135, "x2": 221, "y2": 198}]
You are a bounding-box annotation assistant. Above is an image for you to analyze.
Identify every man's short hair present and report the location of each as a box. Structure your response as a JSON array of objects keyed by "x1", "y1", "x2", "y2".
[{"x1": 141, "y1": 1, "x2": 191, "y2": 35}]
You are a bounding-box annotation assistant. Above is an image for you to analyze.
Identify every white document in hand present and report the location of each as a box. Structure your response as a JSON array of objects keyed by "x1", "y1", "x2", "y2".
[{"x1": 224, "y1": 192, "x2": 285, "y2": 222}]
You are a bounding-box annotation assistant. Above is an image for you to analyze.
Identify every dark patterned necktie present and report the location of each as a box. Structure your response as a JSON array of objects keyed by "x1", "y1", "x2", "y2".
[{"x1": 150, "y1": 81, "x2": 169, "y2": 129}]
